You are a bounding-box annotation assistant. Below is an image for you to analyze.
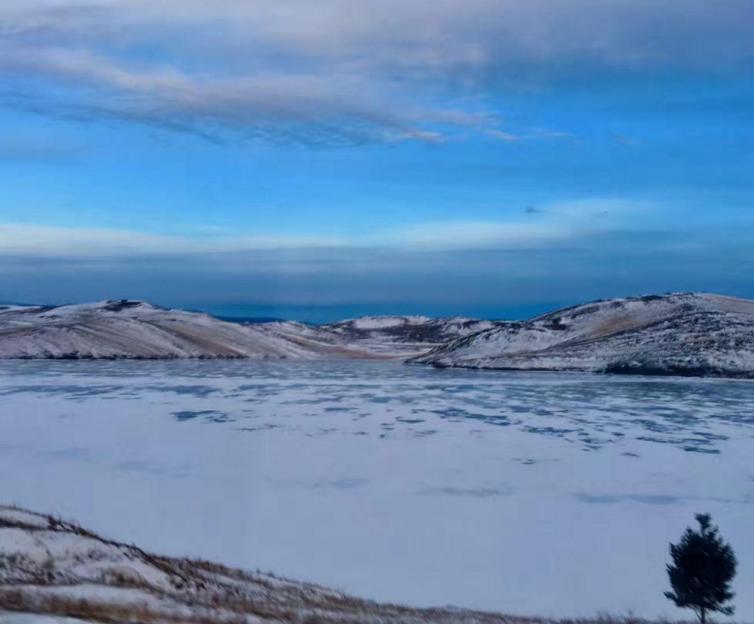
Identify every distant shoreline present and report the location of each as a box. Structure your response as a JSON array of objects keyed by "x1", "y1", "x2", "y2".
[{"x1": 2, "y1": 293, "x2": 754, "y2": 380}]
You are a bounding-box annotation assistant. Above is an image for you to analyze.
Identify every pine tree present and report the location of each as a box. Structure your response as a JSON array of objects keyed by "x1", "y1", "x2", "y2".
[{"x1": 665, "y1": 513, "x2": 737, "y2": 624}]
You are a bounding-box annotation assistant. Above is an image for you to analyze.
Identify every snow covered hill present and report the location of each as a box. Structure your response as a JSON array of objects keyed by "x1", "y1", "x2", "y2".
[
  {"x1": 0, "y1": 301, "x2": 363, "y2": 360},
  {"x1": 0, "y1": 300, "x2": 495, "y2": 360},
  {"x1": 412, "y1": 293, "x2": 754, "y2": 378},
  {"x1": 3, "y1": 294, "x2": 754, "y2": 377},
  {"x1": 259, "y1": 315, "x2": 499, "y2": 358},
  {"x1": 0, "y1": 505, "x2": 530, "y2": 624}
]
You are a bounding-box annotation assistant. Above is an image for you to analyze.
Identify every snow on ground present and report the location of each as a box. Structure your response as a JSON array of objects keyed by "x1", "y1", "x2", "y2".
[{"x1": 0, "y1": 360, "x2": 753, "y2": 621}]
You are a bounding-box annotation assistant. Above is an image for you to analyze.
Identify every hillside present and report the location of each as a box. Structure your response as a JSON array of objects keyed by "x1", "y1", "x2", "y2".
[
  {"x1": 0, "y1": 505, "x2": 532, "y2": 624},
  {"x1": 259, "y1": 315, "x2": 499, "y2": 358},
  {"x1": 412, "y1": 293, "x2": 754, "y2": 378},
  {"x1": 0, "y1": 300, "x2": 490, "y2": 360},
  {"x1": 0, "y1": 301, "x2": 335, "y2": 360}
]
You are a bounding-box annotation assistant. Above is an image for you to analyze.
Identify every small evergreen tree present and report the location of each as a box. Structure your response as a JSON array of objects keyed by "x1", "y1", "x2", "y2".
[{"x1": 665, "y1": 513, "x2": 737, "y2": 624}]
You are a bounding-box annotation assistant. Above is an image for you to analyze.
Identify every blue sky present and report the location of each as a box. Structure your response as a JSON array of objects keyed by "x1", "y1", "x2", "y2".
[{"x1": 0, "y1": 1, "x2": 753, "y2": 321}]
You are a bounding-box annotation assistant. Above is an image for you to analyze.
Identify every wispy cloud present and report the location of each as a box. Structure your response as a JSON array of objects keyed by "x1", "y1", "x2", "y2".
[
  {"x1": 611, "y1": 132, "x2": 641, "y2": 147},
  {"x1": 0, "y1": 224, "x2": 351, "y2": 256},
  {"x1": 393, "y1": 220, "x2": 570, "y2": 249},
  {"x1": 0, "y1": 1, "x2": 752, "y2": 146},
  {"x1": 0, "y1": 48, "x2": 450, "y2": 146},
  {"x1": 0, "y1": 199, "x2": 648, "y2": 258},
  {"x1": 486, "y1": 128, "x2": 577, "y2": 143}
]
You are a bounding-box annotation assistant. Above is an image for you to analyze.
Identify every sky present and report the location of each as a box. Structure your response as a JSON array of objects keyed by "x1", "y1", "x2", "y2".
[{"x1": 0, "y1": 0, "x2": 753, "y2": 321}]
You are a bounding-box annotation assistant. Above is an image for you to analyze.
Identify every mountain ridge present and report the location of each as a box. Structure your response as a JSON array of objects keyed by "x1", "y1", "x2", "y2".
[
  {"x1": 2, "y1": 294, "x2": 754, "y2": 378},
  {"x1": 0, "y1": 299, "x2": 492, "y2": 361}
]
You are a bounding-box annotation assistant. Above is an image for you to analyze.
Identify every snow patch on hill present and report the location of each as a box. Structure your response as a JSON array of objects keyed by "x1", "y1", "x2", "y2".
[{"x1": 348, "y1": 315, "x2": 432, "y2": 330}]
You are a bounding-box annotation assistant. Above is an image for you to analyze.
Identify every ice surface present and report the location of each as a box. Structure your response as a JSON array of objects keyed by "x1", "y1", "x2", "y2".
[{"x1": 0, "y1": 360, "x2": 752, "y2": 619}]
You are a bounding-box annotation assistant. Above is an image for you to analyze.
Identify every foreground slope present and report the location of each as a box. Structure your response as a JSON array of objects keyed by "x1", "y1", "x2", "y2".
[
  {"x1": 0, "y1": 506, "x2": 530, "y2": 624},
  {"x1": 413, "y1": 293, "x2": 754, "y2": 378}
]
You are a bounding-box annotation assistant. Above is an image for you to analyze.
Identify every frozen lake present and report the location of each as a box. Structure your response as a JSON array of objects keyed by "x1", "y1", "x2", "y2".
[{"x1": 1, "y1": 360, "x2": 753, "y2": 619}]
